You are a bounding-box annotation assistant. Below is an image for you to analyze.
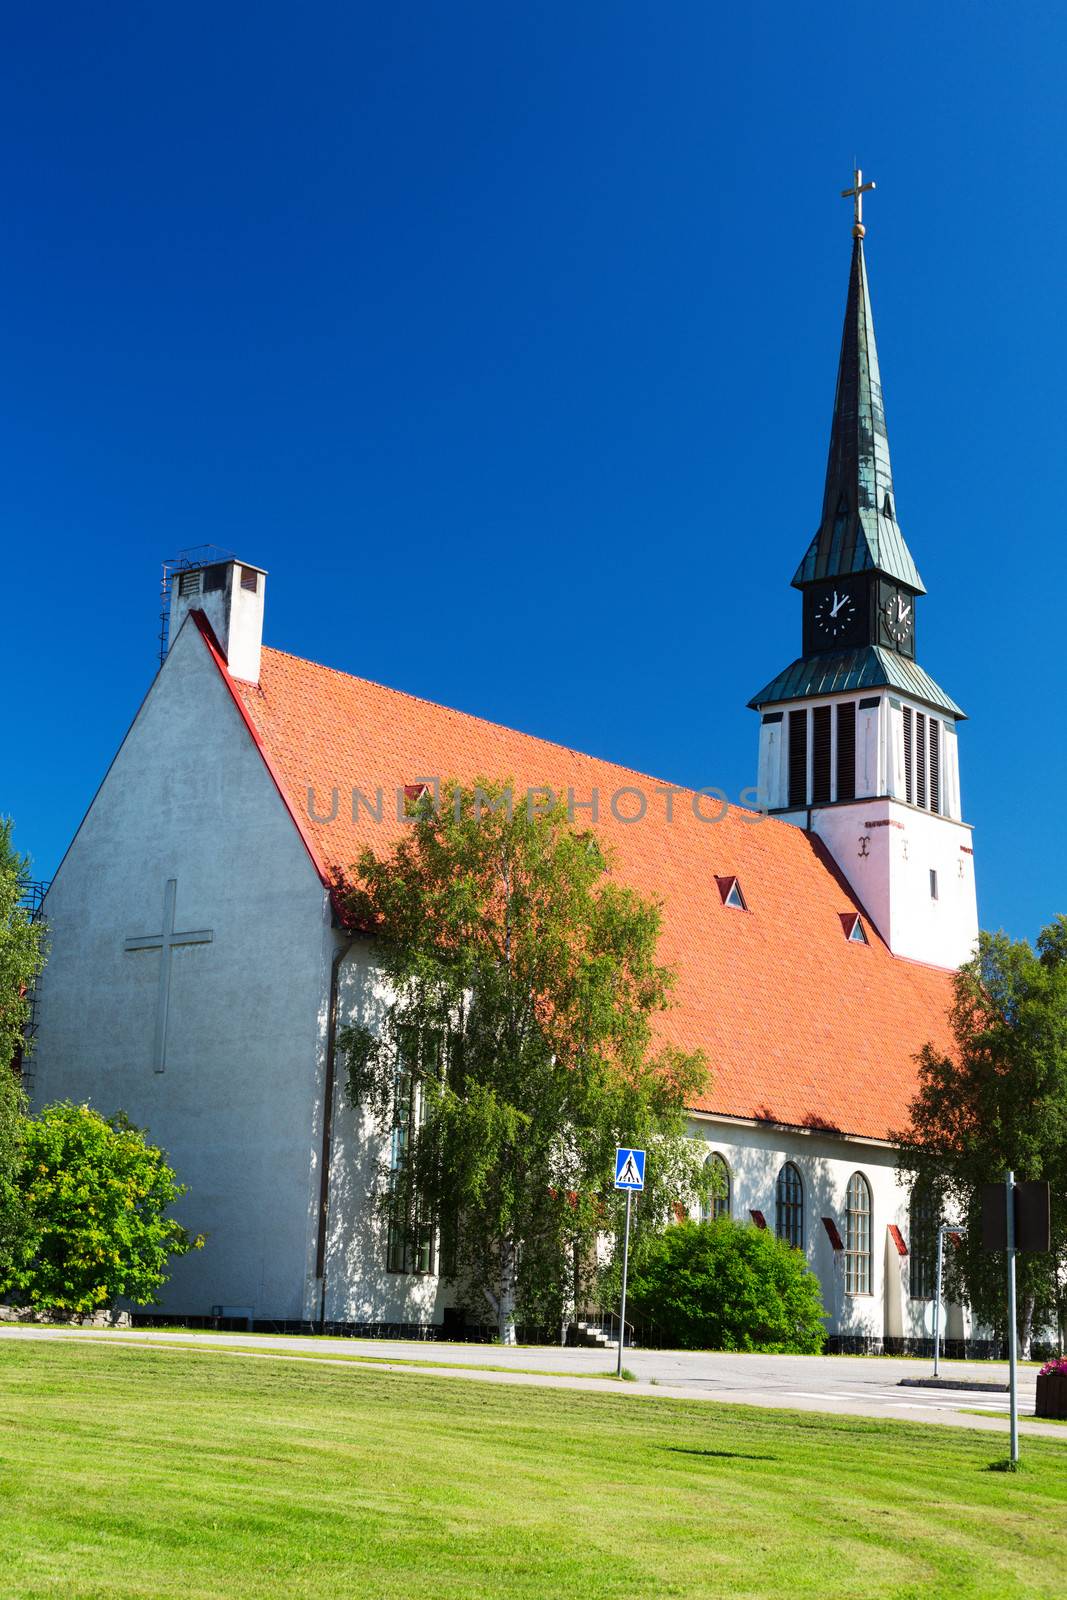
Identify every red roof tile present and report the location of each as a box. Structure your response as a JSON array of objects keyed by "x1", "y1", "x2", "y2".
[{"x1": 219, "y1": 638, "x2": 953, "y2": 1143}]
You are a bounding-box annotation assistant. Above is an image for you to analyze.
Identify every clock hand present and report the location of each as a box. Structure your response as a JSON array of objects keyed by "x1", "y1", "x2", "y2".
[{"x1": 831, "y1": 592, "x2": 845, "y2": 617}]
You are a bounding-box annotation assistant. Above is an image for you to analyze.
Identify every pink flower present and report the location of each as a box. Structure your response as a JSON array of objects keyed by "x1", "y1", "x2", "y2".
[{"x1": 1039, "y1": 1357, "x2": 1067, "y2": 1377}]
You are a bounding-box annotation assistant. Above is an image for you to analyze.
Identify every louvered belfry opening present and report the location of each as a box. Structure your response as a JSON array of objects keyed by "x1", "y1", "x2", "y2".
[
  {"x1": 836, "y1": 702, "x2": 856, "y2": 801},
  {"x1": 928, "y1": 720, "x2": 940, "y2": 814},
  {"x1": 788, "y1": 709, "x2": 808, "y2": 807},
  {"x1": 915, "y1": 711, "x2": 927, "y2": 809},
  {"x1": 903, "y1": 707, "x2": 914, "y2": 804},
  {"x1": 812, "y1": 705, "x2": 832, "y2": 804}
]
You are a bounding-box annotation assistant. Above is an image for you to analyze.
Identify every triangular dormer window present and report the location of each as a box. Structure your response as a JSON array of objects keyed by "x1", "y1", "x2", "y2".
[
  {"x1": 839, "y1": 911, "x2": 868, "y2": 944},
  {"x1": 883, "y1": 493, "x2": 893, "y2": 519},
  {"x1": 402, "y1": 782, "x2": 434, "y2": 819},
  {"x1": 715, "y1": 875, "x2": 747, "y2": 911}
]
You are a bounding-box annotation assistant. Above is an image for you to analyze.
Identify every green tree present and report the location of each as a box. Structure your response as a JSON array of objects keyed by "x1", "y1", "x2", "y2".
[
  {"x1": 338, "y1": 780, "x2": 710, "y2": 1341},
  {"x1": 7, "y1": 1102, "x2": 203, "y2": 1314},
  {"x1": 624, "y1": 1218, "x2": 827, "y2": 1352},
  {"x1": 0, "y1": 818, "x2": 47, "y2": 1284},
  {"x1": 897, "y1": 917, "x2": 1067, "y2": 1355}
]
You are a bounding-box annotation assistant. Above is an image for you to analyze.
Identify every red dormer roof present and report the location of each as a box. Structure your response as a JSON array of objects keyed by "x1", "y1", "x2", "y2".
[{"x1": 206, "y1": 633, "x2": 953, "y2": 1144}]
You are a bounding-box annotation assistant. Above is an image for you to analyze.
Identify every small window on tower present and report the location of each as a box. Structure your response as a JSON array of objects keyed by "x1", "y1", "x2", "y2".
[
  {"x1": 929, "y1": 870, "x2": 939, "y2": 901},
  {"x1": 178, "y1": 569, "x2": 202, "y2": 598},
  {"x1": 240, "y1": 566, "x2": 259, "y2": 593},
  {"x1": 883, "y1": 493, "x2": 893, "y2": 519},
  {"x1": 715, "y1": 875, "x2": 747, "y2": 911}
]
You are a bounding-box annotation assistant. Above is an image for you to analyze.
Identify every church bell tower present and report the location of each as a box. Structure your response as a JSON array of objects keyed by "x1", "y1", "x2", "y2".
[{"x1": 749, "y1": 172, "x2": 978, "y2": 970}]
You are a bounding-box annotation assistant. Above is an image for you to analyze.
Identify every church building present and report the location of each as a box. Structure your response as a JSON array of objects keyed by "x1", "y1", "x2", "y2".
[{"x1": 27, "y1": 183, "x2": 979, "y2": 1348}]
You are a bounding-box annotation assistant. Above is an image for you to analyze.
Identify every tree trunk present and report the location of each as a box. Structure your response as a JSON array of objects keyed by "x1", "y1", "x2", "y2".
[{"x1": 497, "y1": 1237, "x2": 518, "y2": 1345}]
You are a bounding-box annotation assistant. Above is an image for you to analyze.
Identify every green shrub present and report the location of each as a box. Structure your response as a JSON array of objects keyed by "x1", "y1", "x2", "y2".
[
  {"x1": 0, "y1": 1068, "x2": 31, "y2": 1285},
  {"x1": 626, "y1": 1218, "x2": 826, "y2": 1352},
  {"x1": 6, "y1": 1101, "x2": 202, "y2": 1313}
]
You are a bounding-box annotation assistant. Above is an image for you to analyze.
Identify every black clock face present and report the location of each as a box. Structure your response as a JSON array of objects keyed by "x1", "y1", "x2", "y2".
[
  {"x1": 880, "y1": 592, "x2": 914, "y2": 648},
  {"x1": 814, "y1": 586, "x2": 858, "y2": 640}
]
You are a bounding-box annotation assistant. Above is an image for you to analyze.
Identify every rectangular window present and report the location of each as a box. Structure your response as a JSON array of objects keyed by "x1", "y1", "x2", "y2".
[
  {"x1": 903, "y1": 707, "x2": 913, "y2": 804},
  {"x1": 915, "y1": 712, "x2": 927, "y2": 809},
  {"x1": 178, "y1": 569, "x2": 202, "y2": 597},
  {"x1": 929, "y1": 721, "x2": 940, "y2": 814},
  {"x1": 909, "y1": 1197, "x2": 936, "y2": 1300},
  {"x1": 930, "y1": 869, "x2": 938, "y2": 900},
  {"x1": 386, "y1": 1212, "x2": 435, "y2": 1276},
  {"x1": 836, "y1": 702, "x2": 856, "y2": 801},
  {"x1": 385, "y1": 1027, "x2": 439, "y2": 1276},
  {"x1": 788, "y1": 709, "x2": 808, "y2": 808},
  {"x1": 240, "y1": 566, "x2": 259, "y2": 592}
]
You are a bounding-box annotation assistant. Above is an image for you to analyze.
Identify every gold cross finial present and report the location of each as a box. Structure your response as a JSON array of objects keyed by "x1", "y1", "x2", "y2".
[{"x1": 841, "y1": 167, "x2": 875, "y2": 238}]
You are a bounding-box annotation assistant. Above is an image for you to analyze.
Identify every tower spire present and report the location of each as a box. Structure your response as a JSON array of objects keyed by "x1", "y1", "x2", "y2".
[{"x1": 792, "y1": 173, "x2": 924, "y2": 593}]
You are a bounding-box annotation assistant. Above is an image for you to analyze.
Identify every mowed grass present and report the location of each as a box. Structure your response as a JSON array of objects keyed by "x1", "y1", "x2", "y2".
[{"x1": 1, "y1": 1342, "x2": 1066, "y2": 1599}]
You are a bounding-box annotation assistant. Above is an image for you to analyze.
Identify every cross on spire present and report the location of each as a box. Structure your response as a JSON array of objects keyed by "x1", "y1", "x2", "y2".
[{"x1": 841, "y1": 167, "x2": 875, "y2": 238}]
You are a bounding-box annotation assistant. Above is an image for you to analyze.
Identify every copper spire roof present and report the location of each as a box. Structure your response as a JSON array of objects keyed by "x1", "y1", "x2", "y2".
[{"x1": 792, "y1": 236, "x2": 925, "y2": 594}]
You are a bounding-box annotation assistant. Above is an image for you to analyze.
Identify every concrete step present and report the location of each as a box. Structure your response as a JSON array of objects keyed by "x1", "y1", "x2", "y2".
[{"x1": 570, "y1": 1321, "x2": 618, "y2": 1350}]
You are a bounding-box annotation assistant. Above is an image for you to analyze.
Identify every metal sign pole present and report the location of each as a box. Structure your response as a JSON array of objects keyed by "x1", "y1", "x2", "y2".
[
  {"x1": 1005, "y1": 1170, "x2": 1019, "y2": 1465},
  {"x1": 933, "y1": 1226, "x2": 945, "y2": 1378},
  {"x1": 617, "y1": 1188, "x2": 632, "y2": 1380}
]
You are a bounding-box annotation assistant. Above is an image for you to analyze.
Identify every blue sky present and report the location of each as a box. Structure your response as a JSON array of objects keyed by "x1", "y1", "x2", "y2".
[{"x1": 3, "y1": 2, "x2": 1064, "y2": 942}]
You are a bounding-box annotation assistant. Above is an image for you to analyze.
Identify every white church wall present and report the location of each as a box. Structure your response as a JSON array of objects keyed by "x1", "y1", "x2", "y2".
[
  {"x1": 320, "y1": 941, "x2": 449, "y2": 1327},
  {"x1": 756, "y1": 716, "x2": 786, "y2": 811},
  {"x1": 811, "y1": 797, "x2": 977, "y2": 969},
  {"x1": 30, "y1": 615, "x2": 331, "y2": 1323},
  {"x1": 690, "y1": 1116, "x2": 937, "y2": 1343}
]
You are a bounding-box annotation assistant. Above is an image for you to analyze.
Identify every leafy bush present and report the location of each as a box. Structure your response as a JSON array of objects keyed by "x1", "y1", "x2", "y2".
[
  {"x1": 5, "y1": 1101, "x2": 202, "y2": 1313},
  {"x1": 626, "y1": 1218, "x2": 826, "y2": 1353}
]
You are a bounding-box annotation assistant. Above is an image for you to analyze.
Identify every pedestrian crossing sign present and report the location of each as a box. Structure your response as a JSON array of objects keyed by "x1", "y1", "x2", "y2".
[{"x1": 615, "y1": 1147, "x2": 646, "y2": 1191}]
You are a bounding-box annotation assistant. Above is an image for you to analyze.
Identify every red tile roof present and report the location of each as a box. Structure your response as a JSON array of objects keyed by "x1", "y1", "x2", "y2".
[{"x1": 215, "y1": 633, "x2": 953, "y2": 1144}]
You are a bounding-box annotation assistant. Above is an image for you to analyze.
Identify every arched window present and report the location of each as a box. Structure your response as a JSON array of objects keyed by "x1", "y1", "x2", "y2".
[
  {"x1": 703, "y1": 1152, "x2": 731, "y2": 1221},
  {"x1": 775, "y1": 1162, "x2": 803, "y2": 1248},
  {"x1": 845, "y1": 1172, "x2": 872, "y2": 1295},
  {"x1": 909, "y1": 1187, "x2": 936, "y2": 1300}
]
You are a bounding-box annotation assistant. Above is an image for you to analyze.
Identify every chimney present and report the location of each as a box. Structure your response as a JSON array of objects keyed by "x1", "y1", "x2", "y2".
[{"x1": 168, "y1": 557, "x2": 267, "y2": 683}]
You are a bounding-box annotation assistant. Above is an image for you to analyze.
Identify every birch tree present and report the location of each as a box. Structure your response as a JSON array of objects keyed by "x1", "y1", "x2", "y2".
[
  {"x1": 897, "y1": 917, "x2": 1067, "y2": 1356},
  {"x1": 338, "y1": 781, "x2": 709, "y2": 1342}
]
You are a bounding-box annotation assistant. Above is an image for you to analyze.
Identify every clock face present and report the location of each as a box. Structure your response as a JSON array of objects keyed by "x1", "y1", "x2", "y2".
[
  {"x1": 813, "y1": 586, "x2": 858, "y2": 640},
  {"x1": 880, "y1": 591, "x2": 914, "y2": 647}
]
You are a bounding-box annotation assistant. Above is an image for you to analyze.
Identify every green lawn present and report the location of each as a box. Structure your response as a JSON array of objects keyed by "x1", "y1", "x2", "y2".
[{"x1": 1, "y1": 1341, "x2": 1065, "y2": 1599}]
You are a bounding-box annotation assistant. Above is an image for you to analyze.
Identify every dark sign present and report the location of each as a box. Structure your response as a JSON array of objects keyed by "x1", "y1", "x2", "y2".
[{"x1": 980, "y1": 1180, "x2": 1051, "y2": 1252}]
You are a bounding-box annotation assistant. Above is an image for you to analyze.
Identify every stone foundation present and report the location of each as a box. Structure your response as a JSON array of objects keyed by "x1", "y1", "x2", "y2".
[{"x1": 0, "y1": 1304, "x2": 132, "y2": 1328}]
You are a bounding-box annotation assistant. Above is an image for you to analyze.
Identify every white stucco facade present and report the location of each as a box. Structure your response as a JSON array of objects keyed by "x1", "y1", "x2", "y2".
[
  {"x1": 29, "y1": 614, "x2": 334, "y2": 1323},
  {"x1": 757, "y1": 687, "x2": 977, "y2": 968},
  {"x1": 26, "y1": 564, "x2": 973, "y2": 1345},
  {"x1": 689, "y1": 1117, "x2": 968, "y2": 1345}
]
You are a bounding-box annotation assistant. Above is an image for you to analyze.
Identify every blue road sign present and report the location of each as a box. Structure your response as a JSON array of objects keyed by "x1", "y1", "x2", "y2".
[{"x1": 615, "y1": 1147, "x2": 646, "y2": 1191}]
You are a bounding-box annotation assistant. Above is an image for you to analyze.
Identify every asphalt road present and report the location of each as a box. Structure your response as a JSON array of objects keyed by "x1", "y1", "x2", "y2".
[{"x1": 2, "y1": 1325, "x2": 1060, "y2": 1441}]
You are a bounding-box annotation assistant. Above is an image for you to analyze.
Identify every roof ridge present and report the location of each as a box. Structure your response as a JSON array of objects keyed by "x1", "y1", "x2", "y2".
[{"x1": 257, "y1": 643, "x2": 786, "y2": 831}]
